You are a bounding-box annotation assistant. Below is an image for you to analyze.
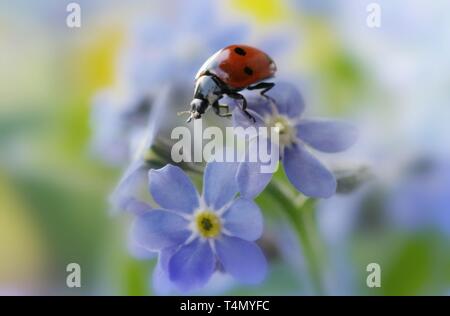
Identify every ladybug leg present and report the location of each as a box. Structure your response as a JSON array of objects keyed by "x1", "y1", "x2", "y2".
[
  {"x1": 212, "y1": 102, "x2": 232, "y2": 118},
  {"x1": 247, "y1": 82, "x2": 275, "y2": 95},
  {"x1": 228, "y1": 92, "x2": 256, "y2": 122},
  {"x1": 217, "y1": 104, "x2": 230, "y2": 110},
  {"x1": 247, "y1": 82, "x2": 276, "y2": 107}
]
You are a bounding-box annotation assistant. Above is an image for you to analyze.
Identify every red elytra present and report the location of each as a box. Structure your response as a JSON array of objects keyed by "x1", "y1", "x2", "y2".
[{"x1": 195, "y1": 44, "x2": 277, "y2": 90}]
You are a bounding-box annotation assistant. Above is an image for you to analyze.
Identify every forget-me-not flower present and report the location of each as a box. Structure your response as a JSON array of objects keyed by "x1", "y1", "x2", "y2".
[
  {"x1": 233, "y1": 82, "x2": 357, "y2": 198},
  {"x1": 131, "y1": 162, "x2": 267, "y2": 292}
]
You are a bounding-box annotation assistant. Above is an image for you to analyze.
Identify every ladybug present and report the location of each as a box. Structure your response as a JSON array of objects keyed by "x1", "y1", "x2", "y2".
[{"x1": 184, "y1": 44, "x2": 277, "y2": 122}]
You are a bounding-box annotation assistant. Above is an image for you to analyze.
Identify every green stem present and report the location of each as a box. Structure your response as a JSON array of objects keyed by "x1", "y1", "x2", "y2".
[{"x1": 266, "y1": 181, "x2": 327, "y2": 295}]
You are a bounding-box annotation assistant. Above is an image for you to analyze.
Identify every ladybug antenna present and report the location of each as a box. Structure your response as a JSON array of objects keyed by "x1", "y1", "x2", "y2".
[
  {"x1": 177, "y1": 110, "x2": 194, "y2": 123},
  {"x1": 176, "y1": 110, "x2": 190, "y2": 116}
]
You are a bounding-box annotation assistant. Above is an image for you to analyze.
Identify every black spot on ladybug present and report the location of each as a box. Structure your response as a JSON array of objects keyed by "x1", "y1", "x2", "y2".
[
  {"x1": 234, "y1": 47, "x2": 246, "y2": 56},
  {"x1": 244, "y1": 66, "x2": 253, "y2": 76}
]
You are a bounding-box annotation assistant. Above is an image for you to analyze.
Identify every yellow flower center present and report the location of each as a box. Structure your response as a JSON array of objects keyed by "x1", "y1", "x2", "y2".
[
  {"x1": 267, "y1": 115, "x2": 296, "y2": 146},
  {"x1": 195, "y1": 211, "x2": 222, "y2": 238}
]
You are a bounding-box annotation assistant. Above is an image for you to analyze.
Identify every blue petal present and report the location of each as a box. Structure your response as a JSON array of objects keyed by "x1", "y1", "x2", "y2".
[
  {"x1": 90, "y1": 90, "x2": 130, "y2": 165},
  {"x1": 109, "y1": 160, "x2": 148, "y2": 213},
  {"x1": 149, "y1": 165, "x2": 200, "y2": 214},
  {"x1": 203, "y1": 162, "x2": 239, "y2": 210},
  {"x1": 284, "y1": 144, "x2": 336, "y2": 198},
  {"x1": 168, "y1": 239, "x2": 215, "y2": 292},
  {"x1": 223, "y1": 198, "x2": 263, "y2": 241},
  {"x1": 127, "y1": 231, "x2": 157, "y2": 260},
  {"x1": 231, "y1": 103, "x2": 266, "y2": 129},
  {"x1": 125, "y1": 198, "x2": 152, "y2": 215},
  {"x1": 237, "y1": 162, "x2": 273, "y2": 199},
  {"x1": 265, "y1": 81, "x2": 305, "y2": 118},
  {"x1": 231, "y1": 114, "x2": 278, "y2": 198},
  {"x1": 296, "y1": 119, "x2": 357, "y2": 153},
  {"x1": 233, "y1": 82, "x2": 304, "y2": 125},
  {"x1": 215, "y1": 236, "x2": 267, "y2": 284},
  {"x1": 131, "y1": 210, "x2": 191, "y2": 251},
  {"x1": 220, "y1": 95, "x2": 240, "y2": 111},
  {"x1": 152, "y1": 264, "x2": 173, "y2": 295},
  {"x1": 152, "y1": 247, "x2": 178, "y2": 295},
  {"x1": 233, "y1": 91, "x2": 273, "y2": 123},
  {"x1": 134, "y1": 84, "x2": 171, "y2": 157}
]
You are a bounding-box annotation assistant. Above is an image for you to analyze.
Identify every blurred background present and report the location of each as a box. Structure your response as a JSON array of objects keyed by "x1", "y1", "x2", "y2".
[{"x1": 1, "y1": 0, "x2": 449, "y2": 295}]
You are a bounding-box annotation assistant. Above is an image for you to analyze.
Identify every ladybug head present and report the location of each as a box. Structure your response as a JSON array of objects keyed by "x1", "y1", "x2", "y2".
[{"x1": 187, "y1": 98, "x2": 208, "y2": 122}]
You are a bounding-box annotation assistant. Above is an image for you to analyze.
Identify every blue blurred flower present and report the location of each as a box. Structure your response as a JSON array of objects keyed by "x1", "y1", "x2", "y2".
[
  {"x1": 389, "y1": 158, "x2": 450, "y2": 236},
  {"x1": 90, "y1": 89, "x2": 152, "y2": 165},
  {"x1": 120, "y1": 0, "x2": 249, "y2": 97},
  {"x1": 130, "y1": 163, "x2": 267, "y2": 292},
  {"x1": 233, "y1": 82, "x2": 357, "y2": 198}
]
